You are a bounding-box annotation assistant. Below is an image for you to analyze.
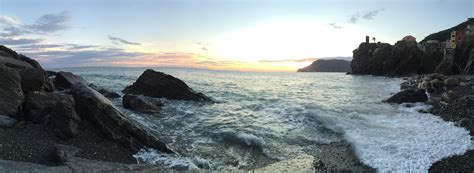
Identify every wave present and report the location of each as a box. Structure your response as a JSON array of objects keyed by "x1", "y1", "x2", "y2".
[{"x1": 315, "y1": 102, "x2": 472, "y2": 172}]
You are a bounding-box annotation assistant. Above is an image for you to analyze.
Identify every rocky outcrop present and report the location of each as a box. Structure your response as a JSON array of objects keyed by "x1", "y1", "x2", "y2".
[
  {"x1": 351, "y1": 41, "x2": 443, "y2": 76},
  {"x1": 54, "y1": 71, "x2": 89, "y2": 90},
  {"x1": 0, "y1": 64, "x2": 24, "y2": 118},
  {"x1": 297, "y1": 59, "x2": 351, "y2": 72},
  {"x1": 0, "y1": 45, "x2": 43, "y2": 70},
  {"x1": 123, "y1": 94, "x2": 163, "y2": 113},
  {"x1": 384, "y1": 89, "x2": 428, "y2": 104},
  {"x1": 71, "y1": 85, "x2": 173, "y2": 153},
  {"x1": 23, "y1": 91, "x2": 80, "y2": 137},
  {"x1": 123, "y1": 69, "x2": 211, "y2": 101},
  {"x1": 48, "y1": 95, "x2": 81, "y2": 138},
  {"x1": 19, "y1": 68, "x2": 46, "y2": 92}
]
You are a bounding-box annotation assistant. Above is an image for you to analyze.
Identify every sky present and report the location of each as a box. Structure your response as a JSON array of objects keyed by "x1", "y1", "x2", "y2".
[{"x1": 0, "y1": 0, "x2": 472, "y2": 71}]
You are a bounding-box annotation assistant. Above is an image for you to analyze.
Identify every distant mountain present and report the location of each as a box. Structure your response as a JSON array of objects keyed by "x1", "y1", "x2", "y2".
[
  {"x1": 297, "y1": 59, "x2": 352, "y2": 72},
  {"x1": 420, "y1": 18, "x2": 474, "y2": 43}
]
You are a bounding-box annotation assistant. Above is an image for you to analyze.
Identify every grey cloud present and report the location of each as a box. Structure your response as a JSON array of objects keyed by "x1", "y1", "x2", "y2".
[
  {"x1": 0, "y1": 37, "x2": 44, "y2": 45},
  {"x1": 362, "y1": 8, "x2": 385, "y2": 20},
  {"x1": 349, "y1": 8, "x2": 385, "y2": 24},
  {"x1": 108, "y1": 35, "x2": 141, "y2": 45},
  {"x1": 328, "y1": 22, "x2": 343, "y2": 29},
  {"x1": 15, "y1": 43, "x2": 98, "y2": 50},
  {"x1": 0, "y1": 11, "x2": 70, "y2": 37},
  {"x1": 25, "y1": 11, "x2": 71, "y2": 34}
]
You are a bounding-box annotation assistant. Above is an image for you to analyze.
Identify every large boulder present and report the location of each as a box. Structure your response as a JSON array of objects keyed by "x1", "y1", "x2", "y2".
[
  {"x1": 71, "y1": 85, "x2": 173, "y2": 153},
  {"x1": 123, "y1": 94, "x2": 163, "y2": 113},
  {"x1": 24, "y1": 92, "x2": 63, "y2": 123},
  {"x1": 54, "y1": 72, "x2": 89, "y2": 90},
  {"x1": 123, "y1": 69, "x2": 211, "y2": 101},
  {"x1": 444, "y1": 77, "x2": 461, "y2": 87},
  {"x1": 23, "y1": 91, "x2": 80, "y2": 137},
  {"x1": 385, "y1": 89, "x2": 428, "y2": 104},
  {"x1": 48, "y1": 95, "x2": 81, "y2": 138},
  {"x1": 19, "y1": 68, "x2": 46, "y2": 92},
  {"x1": 0, "y1": 64, "x2": 24, "y2": 118}
]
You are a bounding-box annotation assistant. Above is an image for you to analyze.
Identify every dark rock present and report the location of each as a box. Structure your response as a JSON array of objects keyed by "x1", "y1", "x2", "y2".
[
  {"x1": 0, "y1": 45, "x2": 43, "y2": 70},
  {"x1": 23, "y1": 91, "x2": 80, "y2": 137},
  {"x1": 89, "y1": 84, "x2": 120, "y2": 98},
  {"x1": 48, "y1": 95, "x2": 81, "y2": 138},
  {"x1": 441, "y1": 90, "x2": 457, "y2": 102},
  {"x1": 0, "y1": 115, "x2": 17, "y2": 128},
  {"x1": 351, "y1": 41, "x2": 442, "y2": 76},
  {"x1": 54, "y1": 72, "x2": 88, "y2": 90},
  {"x1": 19, "y1": 68, "x2": 46, "y2": 92},
  {"x1": 0, "y1": 64, "x2": 24, "y2": 118},
  {"x1": 297, "y1": 59, "x2": 351, "y2": 72},
  {"x1": 123, "y1": 94, "x2": 163, "y2": 113},
  {"x1": 71, "y1": 85, "x2": 173, "y2": 153},
  {"x1": 24, "y1": 92, "x2": 62, "y2": 123},
  {"x1": 385, "y1": 89, "x2": 428, "y2": 104},
  {"x1": 123, "y1": 69, "x2": 211, "y2": 101},
  {"x1": 430, "y1": 79, "x2": 444, "y2": 89},
  {"x1": 0, "y1": 158, "x2": 163, "y2": 172},
  {"x1": 46, "y1": 71, "x2": 58, "y2": 77},
  {"x1": 444, "y1": 77, "x2": 460, "y2": 87}
]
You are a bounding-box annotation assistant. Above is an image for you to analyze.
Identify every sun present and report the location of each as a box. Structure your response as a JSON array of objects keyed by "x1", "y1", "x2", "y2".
[{"x1": 210, "y1": 20, "x2": 365, "y2": 65}]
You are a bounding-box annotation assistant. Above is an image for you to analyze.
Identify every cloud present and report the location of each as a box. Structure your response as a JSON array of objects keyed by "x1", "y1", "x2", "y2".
[
  {"x1": 0, "y1": 37, "x2": 44, "y2": 45},
  {"x1": 349, "y1": 8, "x2": 385, "y2": 24},
  {"x1": 0, "y1": 11, "x2": 70, "y2": 37},
  {"x1": 259, "y1": 58, "x2": 318, "y2": 63},
  {"x1": 196, "y1": 42, "x2": 209, "y2": 51},
  {"x1": 328, "y1": 22, "x2": 343, "y2": 29},
  {"x1": 108, "y1": 35, "x2": 141, "y2": 45},
  {"x1": 15, "y1": 43, "x2": 98, "y2": 50},
  {"x1": 362, "y1": 8, "x2": 385, "y2": 20},
  {"x1": 25, "y1": 10, "x2": 70, "y2": 34}
]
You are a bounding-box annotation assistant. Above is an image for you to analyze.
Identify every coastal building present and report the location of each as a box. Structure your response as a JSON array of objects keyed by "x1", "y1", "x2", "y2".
[
  {"x1": 365, "y1": 36, "x2": 370, "y2": 43},
  {"x1": 402, "y1": 35, "x2": 416, "y2": 42}
]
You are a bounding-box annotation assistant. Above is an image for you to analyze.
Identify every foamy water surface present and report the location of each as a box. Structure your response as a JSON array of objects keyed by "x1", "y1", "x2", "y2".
[{"x1": 55, "y1": 67, "x2": 472, "y2": 172}]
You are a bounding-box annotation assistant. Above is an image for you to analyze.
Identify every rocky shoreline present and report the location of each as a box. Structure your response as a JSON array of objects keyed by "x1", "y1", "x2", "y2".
[
  {"x1": 2, "y1": 45, "x2": 372, "y2": 172},
  {"x1": 387, "y1": 74, "x2": 474, "y2": 172}
]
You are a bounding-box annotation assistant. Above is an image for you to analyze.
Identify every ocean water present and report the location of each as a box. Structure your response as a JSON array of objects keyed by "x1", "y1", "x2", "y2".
[{"x1": 53, "y1": 67, "x2": 472, "y2": 172}]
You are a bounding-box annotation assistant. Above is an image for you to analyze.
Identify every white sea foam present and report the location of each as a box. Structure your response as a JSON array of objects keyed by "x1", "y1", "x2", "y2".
[
  {"x1": 321, "y1": 103, "x2": 472, "y2": 172},
  {"x1": 133, "y1": 148, "x2": 198, "y2": 170},
  {"x1": 237, "y1": 132, "x2": 266, "y2": 149}
]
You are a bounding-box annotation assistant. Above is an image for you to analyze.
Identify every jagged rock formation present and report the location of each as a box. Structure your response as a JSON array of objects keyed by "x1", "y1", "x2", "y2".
[
  {"x1": 123, "y1": 69, "x2": 211, "y2": 101},
  {"x1": 352, "y1": 19, "x2": 474, "y2": 76},
  {"x1": 297, "y1": 59, "x2": 351, "y2": 72},
  {"x1": 351, "y1": 41, "x2": 444, "y2": 76},
  {"x1": 0, "y1": 45, "x2": 177, "y2": 171}
]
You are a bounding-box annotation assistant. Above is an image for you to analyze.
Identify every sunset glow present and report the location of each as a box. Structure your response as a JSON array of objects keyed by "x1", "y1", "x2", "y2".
[{"x1": 0, "y1": 0, "x2": 471, "y2": 71}]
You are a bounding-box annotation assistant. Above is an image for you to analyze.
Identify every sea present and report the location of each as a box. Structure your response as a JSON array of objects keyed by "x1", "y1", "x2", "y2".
[{"x1": 52, "y1": 67, "x2": 472, "y2": 172}]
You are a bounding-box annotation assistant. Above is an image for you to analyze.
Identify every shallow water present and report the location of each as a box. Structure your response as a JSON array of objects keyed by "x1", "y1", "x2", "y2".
[{"x1": 54, "y1": 67, "x2": 472, "y2": 172}]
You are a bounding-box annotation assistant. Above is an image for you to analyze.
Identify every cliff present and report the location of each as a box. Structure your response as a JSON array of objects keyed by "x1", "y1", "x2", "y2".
[
  {"x1": 297, "y1": 59, "x2": 351, "y2": 72},
  {"x1": 420, "y1": 18, "x2": 474, "y2": 43},
  {"x1": 352, "y1": 18, "x2": 474, "y2": 76},
  {"x1": 351, "y1": 41, "x2": 443, "y2": 76}
]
